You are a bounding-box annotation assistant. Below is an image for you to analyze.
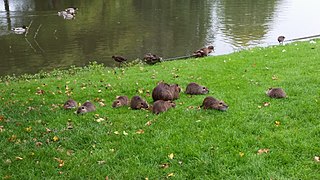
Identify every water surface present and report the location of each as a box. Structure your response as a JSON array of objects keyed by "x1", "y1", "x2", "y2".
[{"x1": 0, "y1": 0, "x2": 320, "y2": 76}]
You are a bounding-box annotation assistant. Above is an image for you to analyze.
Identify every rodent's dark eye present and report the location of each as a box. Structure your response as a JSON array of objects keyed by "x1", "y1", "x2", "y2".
[
  {"x1": 202, "y1": 87, "x2": 206, "y2": 89},
  {"x1": 81, "y1": 107, "x2": 85, "y2": 109},
  {"x1": 219, "y1": 102, "x2": 223, "y2": 105}
]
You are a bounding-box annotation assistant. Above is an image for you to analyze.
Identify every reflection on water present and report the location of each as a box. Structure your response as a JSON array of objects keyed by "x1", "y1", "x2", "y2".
[{"x1": 0, "y1": 0, "x2": 320, "y2": 76}]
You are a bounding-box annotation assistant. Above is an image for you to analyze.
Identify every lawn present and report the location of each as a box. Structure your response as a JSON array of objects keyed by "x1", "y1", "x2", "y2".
[{"x1": 0, "y1": 40, "x2": 320, "y2": 179}]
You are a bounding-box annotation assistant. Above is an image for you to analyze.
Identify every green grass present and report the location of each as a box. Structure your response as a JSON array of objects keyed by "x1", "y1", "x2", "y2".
[{"x1": 1, "y1": 40, "x2": 320, "y2": 179}]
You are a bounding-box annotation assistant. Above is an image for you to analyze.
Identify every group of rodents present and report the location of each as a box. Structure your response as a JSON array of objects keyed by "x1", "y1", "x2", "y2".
[{"x1": 63, "y1": 81, "x2": 287, "y2": 115}]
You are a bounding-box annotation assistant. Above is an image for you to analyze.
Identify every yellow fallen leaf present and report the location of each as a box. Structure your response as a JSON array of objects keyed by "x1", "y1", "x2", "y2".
[
  {"x1": 114, "y1": 131, "x2": 119, "y2": 135},
  {"x1": 167, "y1": 173, "x2": 174, "y2": 177},
  {"x1": 239, "y1": 152, "x2": 244, "y2": 157},
  {"x1": 15, "y1": 156, "x2": 23, "y2": 160},
  {"x1": 123, "y1": 131, "x2": 128, "y2": 136},
  {"x1": 53, "y1": 136, "x2": 59, "y2": 142},
  {"x1": 25, "y1": 126, "x2": 32, "y2": 132},
  {"x1": 168, "y1": 153, "x2": 174, "y2": 160},
  {"x1": 275, "y1": 121, "x2": 281, "y2": 126}
]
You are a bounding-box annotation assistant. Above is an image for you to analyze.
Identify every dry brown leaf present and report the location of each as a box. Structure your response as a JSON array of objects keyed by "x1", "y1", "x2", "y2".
[
  {"x1": 160, "y1": 163, "x2": 170, "y2": 169},
  {"x1": 136, "y1": 129, "x2": 145, "y2": 134},
  {"x1": 263, "y1": 102, "x2": 270, "y2": 107},
  {"x1": 257, "y1": 148, "x2": 270, "y2": 155},
  {"x1": 0, "y1": 125, "x2": 5, "y2": 132},
  {"x1": 35, "y1": 142, "x2": 43, "y2": 147},
  {"x1": 145, "y1": 121, "x2": 152, "y2": 126}
]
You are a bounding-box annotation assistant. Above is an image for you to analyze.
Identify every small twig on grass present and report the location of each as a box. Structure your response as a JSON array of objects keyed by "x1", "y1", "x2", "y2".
[
  {"x1": 34, "y1": 24, "x2": 42, "y2": 39},
  {"x1": 24, "y1": 20, "x2": 33, "y2": 37}
]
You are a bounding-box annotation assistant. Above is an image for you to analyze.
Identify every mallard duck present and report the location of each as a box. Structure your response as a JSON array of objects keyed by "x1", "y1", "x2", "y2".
[
  {"x1": 57, "y1": 11, "x2": 68, "y2": 16},
  {"x1": 193, "y1": 45, "x2": 214, "y2": 57},
  {"x1": 143, "y1": 53, "x2": 162, "y2": 65},
  {"x1": 277, "y1": 36, "x2": 285, "y2": 44},
  {"x1": 65, "y1": 7, "x2": 78, "y2": 14},
  {"x1": 112, "y1": 55, "x2": 127, "y2": 67},
  {"x1": 11, "y1": 25, "x2": 28, "y2": 34}
]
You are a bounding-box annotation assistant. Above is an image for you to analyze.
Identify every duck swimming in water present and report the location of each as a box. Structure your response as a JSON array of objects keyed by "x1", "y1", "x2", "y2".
[
  {"x1": 65, "y1": 7, "x2": 78, "y2": 14},
  {"x1": 11, "y1": 25, "x2": 28, "y2": 34}
]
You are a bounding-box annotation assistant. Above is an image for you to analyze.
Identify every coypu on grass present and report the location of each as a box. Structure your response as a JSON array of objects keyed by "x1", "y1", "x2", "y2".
[
  {"x1": 77, "y1": 101, "x2": 96, "y2": 114},
  {"x1": 130, "y1": 96, "x2": 149, "y2": 110},
  {"x1": 193, "y1": 46, "x2": 214, "y2": 57},
  {"x1": 185, "y1": 82, "x2": 209, "y2": 95},
  {"x1": 152, "y1": 82, "x2": 181, "y2": 101},
  {"x1": 112, "y1": 96, "x2": 130, "y2": 108},
  {"x1": 63, "y1": 99, "x2": 78, "y2": 110},
  {"x1": 266, "y1": 88, "x2": 287, "y2": 98},
  {"x1": 201, "y1": 96, "x2": 228, "y2": 111},
  {"x1": 152, "y1": 100, "x2": 176, "y2": 115}
]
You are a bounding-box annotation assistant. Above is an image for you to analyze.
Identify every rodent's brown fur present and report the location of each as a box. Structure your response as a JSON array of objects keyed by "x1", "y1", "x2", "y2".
[
  {"x1": 266, "y1": 88, "x2": 287, "y2": 98},
  {"x1": 77, "y1": 101, "x2": 96, "y2": 114},
  {"x1": 152, "y1": 100, "x2": 176, "y2": 114},
  {"x1": 185, "y1": 82, "x2": 209, "y2": 95},
  {"x1": 63, "y1": 99, "x2": 77, "y2": 110},
  {"x1": 112, "y1": 96, "x2": 129, "y2": 108},
  {"x1": 201, "y1": 96, "x2": 228, "y2": 111},
  {"x1": 152, "y1": 82, "x2": 181, "y2": 101},
  {"x1": 130, "y1": 96, "x2": 149, "y2": 110}
]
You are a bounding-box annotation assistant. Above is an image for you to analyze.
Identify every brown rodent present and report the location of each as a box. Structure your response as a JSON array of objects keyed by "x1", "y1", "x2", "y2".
[
  {"x1": 112, "y1": 96, "x2": 130, "y2": 108},
  {"x1": 152, "y1": 82, "x2": 181, "y2": 101},
  {"x1": 201, "y1": 96, "x2": 228, "y2": 111},
  {"x1": 130, "y1": 96, "x2": 149, "y2": 110},
  {"x1": 266, "y1": 88, "x2": 287, "y2": 98},
  {"x1": 152, "y1": 100, "x2": 176, "y2": 115},
  {"x1": 185, "y1": 82, "x2": 209, "y2": 95},
  {"x1": 63, "y1": 99, "x2": 77, "y2": 110},
  {"x1": 77, "y1": 101, "x2": 96, "y2": 114},
  {"x1": 193, "y1": 46, "x2": 214, "y2": 57}
]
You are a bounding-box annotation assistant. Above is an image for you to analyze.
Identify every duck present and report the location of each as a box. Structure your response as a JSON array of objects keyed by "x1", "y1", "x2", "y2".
[
  {"x1": 63, "y1": 13, "x2": 75, "y2": 20},
  {"x1": 277, "y1": 36, "x2": 285, "y2": 44},
  {"x1": 193, "y1": 45, "x2": 214, "y2": 57},
  {"x1": 65, "y1": 7, "x2": 78, "y2": 14},
  {"x1": 143, "y1": 53, "x2": 162, "y2": 65},
  {"x1": 11, "y1": 25, "x2": 28, "y2": 34},
  {"x1": 112, "y1": 55, "x2": 127, "y2": 67},
  {"x1": 57, "y1": 10, "x2": 68, "y2": 16}
]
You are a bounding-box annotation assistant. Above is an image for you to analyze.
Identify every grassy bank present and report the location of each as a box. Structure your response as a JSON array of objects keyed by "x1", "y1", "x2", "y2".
[{"x1": 1, "y1": 40, "x2": 320, "y2": 179}]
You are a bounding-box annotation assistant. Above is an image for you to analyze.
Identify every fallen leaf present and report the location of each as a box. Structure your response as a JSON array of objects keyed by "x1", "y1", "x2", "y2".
[
  {"x1": 168, "y1": 153, "x2": 174, "y2": 160},
  {"x1": 123, "y1": 131, "x2": 128, "y2": 136},
  {"x1": 67, "y1": 122, "x2": 73, "y2": 129},
  {"x1": 114, "y1": 131, "x2": 119, "y2": 135},
  {"x1": 66, "y1": 150, "x2": 74, "y2": 156},
  {"x1": 272, "y1": 75, "x2": 278, "y2": 80},
  {"x1": 136, "y1": 129, "x2": 145, "y2": 134},
  {"x1": 53, "y1": 136, "x2": 59, "y2": 142},
  {"x1": 98, "y1": 102, "x2": 106, "y2": 107},
  {"x1": 15, "y1": 156, "x2": 23, "y2": 160},
  {"x1": 25, "y1": 126, "x2": 32, "y2": 132},
  {"x1": 8, "y1": 135, "x2": 17, "y2": 142},
  {"x1": 0, "y1": 125, "x2": 5, "y2": 132},
  {"x1": 239, "y1": 152, "x2": 245, "y2": 157},
  {"x1": 145, "y1": 121, "x2": 152, "y2": 126},
  {"x1": 314, "y1": 156, "x2": 320, "y2": 162},
  {"x1": 97, "y1": 160, "x2": 106, "y2": 165},
  {"x1": 36, "y1": 89, "x2": 45, "y2": 95},
  {"x1": 96, "y1": 118, "x2": 105, "y2": 123},
  {"x1": 257, "y1": 148, "x2": 270, "y2": 155},
  {"x1": 46, "y1": 128, "x2": 52, "y2": 133},
  {"x1": 167, "y1": 173, "x2": 174, "y2": 177},
  {"x1": 275, "y1": 121, "x2": 281, "y2": 126},
  {"x1": 160, "y1": 163, "x2": 170, "y2": 169},
  {"x1": 54, "y1": 157, "x2": 64, "y2": 168},
  {"x1": 35, "y1": 142, "x2": 43, "y2": 147},
  {"x1": 263, "y1": 102, "x2": 270, "y2": 107}
]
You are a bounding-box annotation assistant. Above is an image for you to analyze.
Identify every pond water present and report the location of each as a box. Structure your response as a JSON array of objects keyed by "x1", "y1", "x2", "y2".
[{"x1": 1, "y1": 0, "x2": 320, "y2": 76}]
